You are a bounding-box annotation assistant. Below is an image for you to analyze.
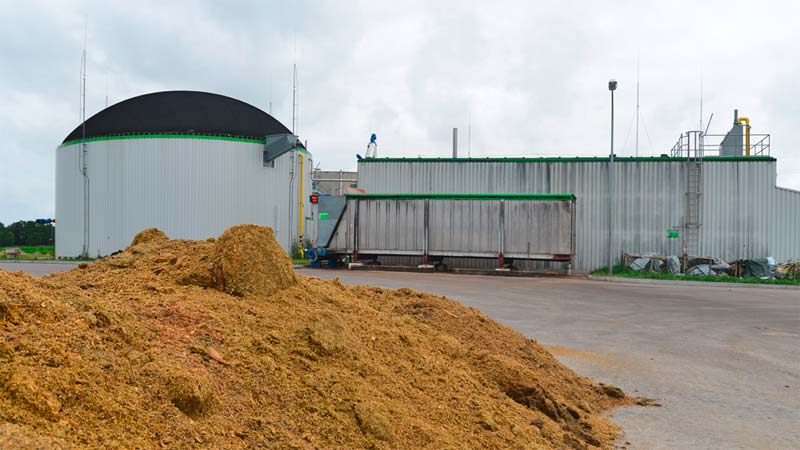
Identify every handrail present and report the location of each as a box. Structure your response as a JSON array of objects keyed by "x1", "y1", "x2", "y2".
[{"x1": 670, "y1": 130, "x2": 769, "y2": 157}]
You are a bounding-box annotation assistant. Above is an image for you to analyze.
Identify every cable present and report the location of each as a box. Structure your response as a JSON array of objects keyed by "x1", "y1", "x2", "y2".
[
  {"x1": 640, "y1": 113, "x2": 655, "y2": 154},
  {"x1": 621, "y1": 111, "x2": 635, "y2": 155}
]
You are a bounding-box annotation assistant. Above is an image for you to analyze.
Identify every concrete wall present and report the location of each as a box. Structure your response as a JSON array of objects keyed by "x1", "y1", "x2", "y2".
[
  {"x1": 357, "y1": 157, "x2": 800, "y2": 272},
  {"x1": 55, "y1": 137, "x2": 313, "y2": 258}
]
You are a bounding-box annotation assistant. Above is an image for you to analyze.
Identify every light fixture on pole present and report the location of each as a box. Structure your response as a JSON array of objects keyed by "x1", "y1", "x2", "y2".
[{"x1": 607, "y1": 79, "x2": 617, "y2": 276}]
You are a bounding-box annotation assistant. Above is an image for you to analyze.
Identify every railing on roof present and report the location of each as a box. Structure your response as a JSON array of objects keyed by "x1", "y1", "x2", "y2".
[{"x1": 670, "y1": 130, "x2": 770, "y2": 158}]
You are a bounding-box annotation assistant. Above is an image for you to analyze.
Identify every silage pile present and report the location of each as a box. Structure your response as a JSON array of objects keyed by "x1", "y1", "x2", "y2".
[{"x1": 0, "y1": 225, "x2": 634, "y2": 449}]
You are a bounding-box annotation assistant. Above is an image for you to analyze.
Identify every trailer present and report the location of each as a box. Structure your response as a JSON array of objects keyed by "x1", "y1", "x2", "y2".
[{"x1": 311, "y1": 193, "x2": 576, "y2": 271}]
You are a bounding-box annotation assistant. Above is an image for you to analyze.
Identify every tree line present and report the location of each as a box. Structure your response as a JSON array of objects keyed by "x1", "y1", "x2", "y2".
[{"x1": 0, "y1": 221, "x2": 55, "y2": 247}]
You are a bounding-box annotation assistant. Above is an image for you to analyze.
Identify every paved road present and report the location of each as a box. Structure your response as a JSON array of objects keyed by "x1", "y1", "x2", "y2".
[
  {"x1": 4, "y1": 262, "x2": 798, "y2": 448},
  {"x1": 0, "y1": 261, "x2": 79, "y2": 277},
  {"x1": 299, "y1": 269, "x2": 800, "y2": 450}
]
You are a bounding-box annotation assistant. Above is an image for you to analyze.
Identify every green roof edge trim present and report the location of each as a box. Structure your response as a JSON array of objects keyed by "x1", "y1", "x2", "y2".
[
  {"x1": 59, "y1": 134, "x2": 312, "y2": 156},
  {"x1": 358, "y1": 155, "x2": 775, "y2": 163},
  {"x1": 346, "y1": 193, "x2": 576, "y2": 201}
]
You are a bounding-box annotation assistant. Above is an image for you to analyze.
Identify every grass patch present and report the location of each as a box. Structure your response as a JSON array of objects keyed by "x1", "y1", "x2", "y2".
[
  {"x1": 1, "y1": 245, "x2": 90, "y2": 262},
  {"x1": 18, "y1": 245, "x2": 55, "y2": 254},
  {"x1": 591, "y1": 265, "x2": 800, "y2": 286}
]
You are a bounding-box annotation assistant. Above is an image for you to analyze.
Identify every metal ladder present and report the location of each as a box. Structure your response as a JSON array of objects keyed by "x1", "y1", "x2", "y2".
[{"x1": 684, "y1": 133, "x2": 703, "y2": 256}]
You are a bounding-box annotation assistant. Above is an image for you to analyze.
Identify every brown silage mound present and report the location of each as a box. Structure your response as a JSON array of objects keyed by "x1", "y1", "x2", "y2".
[
  {"x1": 212, "y1": 224, "x2": 297, "y2": 296},
  {"x1": 0, "y1": 225, "x2": 635, "y2": 449}
]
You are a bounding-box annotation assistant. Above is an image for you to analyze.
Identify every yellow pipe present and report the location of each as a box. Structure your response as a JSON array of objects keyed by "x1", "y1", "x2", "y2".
[
  {"x1": 297, "y1": 152, "x2": 304, "y2": 256},
  {"x1": 736, "y1": 117, "x2": 751, "y2": 156}
]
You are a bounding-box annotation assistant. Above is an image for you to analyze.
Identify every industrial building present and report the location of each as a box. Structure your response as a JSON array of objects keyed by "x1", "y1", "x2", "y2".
[
  {"x1": 56, "y1": 91, "x2": 312, "y2": 258},
  {"x1": 357, "y1": 152, "x2": 800, "y2": 273}
]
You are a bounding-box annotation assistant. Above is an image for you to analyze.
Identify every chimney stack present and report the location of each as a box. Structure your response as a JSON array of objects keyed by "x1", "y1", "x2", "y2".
[{"x1": 452, "y1": 128, "x2": 458, "y2": 158}]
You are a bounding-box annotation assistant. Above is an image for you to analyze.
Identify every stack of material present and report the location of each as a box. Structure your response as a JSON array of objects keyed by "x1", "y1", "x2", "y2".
[
  {"x1": 776, "y1": 261, "x2": 800, "y2": 279},
  {"x1": 624, "y1": 253, "x2": 791, "y2": 280},
  {"x1": 0, "y1": 225, "x2": 635, "y2": 449}
]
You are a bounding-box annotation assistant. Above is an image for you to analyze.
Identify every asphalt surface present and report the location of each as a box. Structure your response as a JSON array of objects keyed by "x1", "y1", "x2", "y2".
[
  {"x1": 0, "y1": 261, "x2": 80, "y2": 277},
  {"x1": 3, "y1": 261, "x2": 798, "y2": 449}
]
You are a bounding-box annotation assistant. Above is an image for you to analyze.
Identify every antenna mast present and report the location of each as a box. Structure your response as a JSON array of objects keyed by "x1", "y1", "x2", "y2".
[
  {"x1": 468, "y1": 113, "x2": 472, "y2": 158},
  {"x1": 699, "y1": 76, "x2": 704, "y2": 132},
  {"x1": 635, "y1": 56, "x2": 640, "y2": 157},
  {"x1": 292, "y1": 63, "x2": 297, "y2": 133},
  {"x1": 80, "y1": 18, "x2": 90, "y2": 258}
]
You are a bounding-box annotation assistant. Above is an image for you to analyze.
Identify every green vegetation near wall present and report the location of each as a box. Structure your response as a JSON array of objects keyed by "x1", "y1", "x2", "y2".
[{"x1": 591, "y1": 265, "x2": 800, "y2": 286}]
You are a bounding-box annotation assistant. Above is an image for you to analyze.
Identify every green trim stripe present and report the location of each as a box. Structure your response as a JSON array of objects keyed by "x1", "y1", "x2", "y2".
[
  {"x1": 358, "y1": 156, "x2": 775, "y2": 163},
  {"x1": 59, "y1": 133, "x2": 312, "y2": 156},
  {"x1": 346, "y1": 193, "x2": 576, "y2": 201},
  {"x1": 60, "y1": 133, "x2": 264, "y2": 146}
]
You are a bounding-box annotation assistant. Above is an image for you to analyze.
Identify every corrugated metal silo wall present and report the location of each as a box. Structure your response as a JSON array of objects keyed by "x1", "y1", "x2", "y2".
[
  {"x1": 358, "y1": 159, "x2": 798, "y2": 272},
  {"x1": 55, "y1": 138, "x2": 312, "y2": 258},
  {"x1": 55, "y1": 145, "x2": 85, "y2": 258}
]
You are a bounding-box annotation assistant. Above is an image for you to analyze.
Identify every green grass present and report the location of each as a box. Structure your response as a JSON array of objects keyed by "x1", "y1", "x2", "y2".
[
  {"x1": 591, "y1": 265, "x2": 800, "y2": 286},
  {"x1": 292, "y1": 258, "x2": 310, "y2": 265},
  {"x1": 1, "y1": 245, "x2": 56, "y2": 260},
  {"x1": 18, "y1": 245, "x2": 55, "y2": 254}
]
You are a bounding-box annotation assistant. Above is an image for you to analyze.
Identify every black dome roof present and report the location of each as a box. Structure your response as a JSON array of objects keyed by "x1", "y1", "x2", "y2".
[{"x1": 63, "y1": 91, "x2": 291, "y2": 143}]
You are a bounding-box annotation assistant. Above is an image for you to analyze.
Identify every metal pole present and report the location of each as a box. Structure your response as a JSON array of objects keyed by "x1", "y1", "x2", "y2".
[
  {"x1": 608, "y1": 87, "x2": 615, "y2": 275},
  {"x1": 81, "y1": 23, "x2": 89, "y2": 259},
  {"x1": 635, "y1": 64, "x2": 640, "y2": 157}
]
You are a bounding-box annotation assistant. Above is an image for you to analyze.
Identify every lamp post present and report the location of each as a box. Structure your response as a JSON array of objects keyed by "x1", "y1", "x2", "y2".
[{"x1": 608, "y1": 79, "x2": 617, "y2": 276}]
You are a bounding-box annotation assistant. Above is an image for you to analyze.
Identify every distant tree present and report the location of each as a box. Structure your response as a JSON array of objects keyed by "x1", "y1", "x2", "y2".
[
  {"x1": 7, "y1": 221, "x2": 54, "y2": 246},
  {"x1": 0, "y1": 230, "x2": 13, "y2": 247}
]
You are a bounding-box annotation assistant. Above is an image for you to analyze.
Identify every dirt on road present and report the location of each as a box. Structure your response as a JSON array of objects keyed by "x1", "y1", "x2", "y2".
[{"x1": 0, "y1": 225, "x2": 634, "y2": 449}]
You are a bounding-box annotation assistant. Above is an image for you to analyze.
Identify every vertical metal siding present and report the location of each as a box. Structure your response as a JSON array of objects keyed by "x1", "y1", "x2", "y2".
[
  {"x1": 55, "y1": 138, "x2": 311, "y2": 258},
  {"x1": 700, "y1": 161, "x2": 800, "y2": 262},
  {"x1": 329, "y1": 197, "x2": 574, "y2": 260},
  {"x1": 55, "y1": 146, "x2": 84, "y2": 258},
  {"x1": 359, "y1": 159, "x2": 798, "y2": 272}
]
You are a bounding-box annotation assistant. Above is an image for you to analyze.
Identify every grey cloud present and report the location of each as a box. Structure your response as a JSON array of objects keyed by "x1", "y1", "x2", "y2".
[{"x1": 1, "y1": 0, "x2": 798, "y2": 224}]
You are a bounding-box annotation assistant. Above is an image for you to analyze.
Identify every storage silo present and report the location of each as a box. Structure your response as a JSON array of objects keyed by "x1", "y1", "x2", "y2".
[{"x1": 56, "y1": 91, "x2": 313, "y2": 258}]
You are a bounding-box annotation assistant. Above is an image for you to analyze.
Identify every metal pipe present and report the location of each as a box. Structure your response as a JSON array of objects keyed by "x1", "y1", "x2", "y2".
[
  {"x1": 736, "y1": 117, "x2": 751, "y2": 156},
  {"x1": 498, "y1": 200, "x2": 505, "y2": 269},
  {"x1": 422, "y1": 200, "x2": 429, "y2": 264},
  {"x1": 297, "y1": 152, "x2": 305, "y2": 256},
  {"x1": 288, "y1": 149, "x2": 295, "y2": 251}
]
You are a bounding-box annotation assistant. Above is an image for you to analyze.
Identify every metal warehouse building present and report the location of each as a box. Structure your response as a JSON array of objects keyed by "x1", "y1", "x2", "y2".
[
  {"x1": 357, "y1": 156, "x2": 800, "y2": 273},
  {"x1": 56, "y1": 91, "x2": 312, "y2": 258}
]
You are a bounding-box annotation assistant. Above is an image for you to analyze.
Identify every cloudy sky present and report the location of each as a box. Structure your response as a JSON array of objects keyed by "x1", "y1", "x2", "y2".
[{"x1": 1, "y1": 0, "x2": 798, "y2": 225}]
